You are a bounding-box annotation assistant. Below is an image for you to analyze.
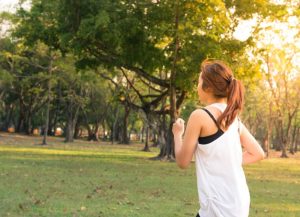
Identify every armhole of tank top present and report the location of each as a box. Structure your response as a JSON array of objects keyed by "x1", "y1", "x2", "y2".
[{"x1": 198, "y1": 108, "x2": 224, "y2": 145}]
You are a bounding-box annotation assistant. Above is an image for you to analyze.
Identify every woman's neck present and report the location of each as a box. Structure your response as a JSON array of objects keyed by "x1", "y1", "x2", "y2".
[{"x1": 205, "y1": 97, "x2": 227, "y2": 105}]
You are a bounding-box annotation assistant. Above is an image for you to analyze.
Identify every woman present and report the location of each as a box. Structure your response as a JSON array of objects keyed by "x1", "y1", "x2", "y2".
[{"x1": 172, "y1": 60, "x2": 265, "y2": 217}]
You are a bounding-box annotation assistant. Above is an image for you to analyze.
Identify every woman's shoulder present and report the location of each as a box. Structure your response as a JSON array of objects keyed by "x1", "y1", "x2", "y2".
[
  {"x1": 188, "y1": 108, "x2": 209, "y2": 122},
  {"x1": 190, "y1": 108, "x2": 207, "y2": 117}
]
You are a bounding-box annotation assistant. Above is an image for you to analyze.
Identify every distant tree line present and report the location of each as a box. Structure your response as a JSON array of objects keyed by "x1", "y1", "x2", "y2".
[{"x1": 0, "y1": 0, "x2": 299, "y2": 158}]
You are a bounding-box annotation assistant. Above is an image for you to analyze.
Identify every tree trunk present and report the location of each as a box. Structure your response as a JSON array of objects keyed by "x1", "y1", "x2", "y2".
[
  {"x1": 151, "y1": 130, "x2": 158, "y2": 147},
  {"x1": 74, "y1": 120, "x2": 81, "y2": 139},
  {"x1": 290, "y1": 127, "x2": 299, "y2": 154},
  {"x1": 166, "y1": 121, "x2": 175, "y2": 158},
  {"x1": 290, "y1": 125, "x2": 296, "y2": 154},
  {"x1": 157, "y1": 2, "x2": 180, "y2": 160},
  {"x1": 157, "y1": 86, "x2": 177, "y2": 160},
  {"x1": 16, "y1": 98, "x2": 25, "y2": 133},
  {"x1": 280, "y1": 141, "x2": 288, "y2": 158},
  {"x1": 110, "y1": 129, "x2": 113, "y2": 142},
  {"x1": 112, "y1": 106, "x2": 120, "y2": 144},
  {"x1": 65, "y1": 110, "x2": 79, "y2": 143},
  {"x1": 86, "y1": 123, "x2": 93, "y2": 140},
  {"x1": 82, "y1": 108, "x2": 99, "y2": 141},
  {"x1": 141, "y1": 113, "x2": 151, "y2": 152},
  {"x1": 25, "y1": 110, "x2": 33, "y2": 135},
  {"x1": 4, "y1": 104, "x2": 14, "y2": 131},
  {"x1": 279, "y1": 120, "x2": 288, "y2": 158},
  {"x1": 142, "y1": 123, "x2": 150, "y2": 152},
  {"x1": 262, "y1": 134, "x2": 268, "y2": 154},
  {"x1": 281, "y1": 115, "x2": 294, "y2": 158},
  {"x1": 65, "y1": 118, "x2": 74, "y2": 142},
  {"x1": 141, "y1": 125, "x2": 144, "y2": 142},
  {"x1": 47, "y1": 110, "x2": 55, "y2": 136},
  {"x1": 121, "y1": 105, "x2": 130, "y2": 144},
  {"x1": 42, "y1": 54, "x2": 53, "y2": 145},
  {"x1": 65, "y1": 105, "x2": 79, "y2": 143},
  {"x1": 262, "y1": 129, "x2": 271, "y2": 158},
  {"x1": 295, "y1": 128, "x2": 299, "y2": 153},
  {"x1": 157, "y1": 114, "x2": 167, "y2": 148},
  {"x1": 88, "y1": 124, "x2": 99, "y2": 141},
  {"x1": 42, "y1": 101, "x2": 50, "y2": 145},
  {"x1": 274, "y1": 121, "x2": 281, "y2": 151},
  {"x1": 264, "y1": 102, "x2": 273, "y2": 157},
  {"x1": 51, "y1": 80, "x2": 62, "y2": 136}
]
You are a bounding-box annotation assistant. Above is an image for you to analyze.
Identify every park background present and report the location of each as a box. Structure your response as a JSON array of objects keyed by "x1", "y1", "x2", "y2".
[{"x1": 0, "y1": 0, "x2": 299, "y2": 216}]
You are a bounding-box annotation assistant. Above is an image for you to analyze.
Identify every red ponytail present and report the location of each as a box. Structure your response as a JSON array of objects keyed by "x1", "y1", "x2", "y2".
[{"x1": 200, "y1": 60, "x2": 244, "y2": 130}]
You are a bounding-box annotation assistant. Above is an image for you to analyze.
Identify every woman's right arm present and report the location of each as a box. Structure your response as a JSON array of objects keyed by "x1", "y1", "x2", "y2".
[{"x1": 240, "y1": 123, "x2": 265, "y2": 165}]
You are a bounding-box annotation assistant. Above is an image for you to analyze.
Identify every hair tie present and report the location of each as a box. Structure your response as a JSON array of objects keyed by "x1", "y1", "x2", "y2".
[{"x1": 227, "y1": 76, "x2": 234, "y2": 84}]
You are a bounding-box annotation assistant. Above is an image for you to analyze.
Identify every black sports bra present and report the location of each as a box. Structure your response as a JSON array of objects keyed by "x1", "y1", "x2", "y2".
[{"x1": 198, "y1": 108, "x2": 224, "y2": 144}]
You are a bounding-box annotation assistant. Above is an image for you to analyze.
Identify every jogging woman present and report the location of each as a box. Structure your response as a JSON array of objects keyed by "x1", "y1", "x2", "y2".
[{"x1": 172, "y1": 60, "x2": 265, "y2": 217}]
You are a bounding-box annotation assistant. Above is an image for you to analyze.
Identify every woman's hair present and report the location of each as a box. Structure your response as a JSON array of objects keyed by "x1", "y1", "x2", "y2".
[{"x1": 200, "y1": 59, "x2": 244, "y2": 130}]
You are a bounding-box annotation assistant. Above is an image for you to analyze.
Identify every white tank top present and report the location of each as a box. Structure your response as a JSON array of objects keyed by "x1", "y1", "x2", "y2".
[{"x1": 195, "y1": 103, "x2": 250, "y2": 217}]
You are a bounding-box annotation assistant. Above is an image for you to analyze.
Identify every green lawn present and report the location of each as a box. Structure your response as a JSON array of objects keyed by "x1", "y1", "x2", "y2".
[{"x1": 0, "y1": 133, "x2": 299, "y2": 217}]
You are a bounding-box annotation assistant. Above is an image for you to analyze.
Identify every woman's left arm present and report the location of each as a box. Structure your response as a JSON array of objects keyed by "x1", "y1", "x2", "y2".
[{"x1": 172, "y1": 110, "x2": 203, "y2": 169}]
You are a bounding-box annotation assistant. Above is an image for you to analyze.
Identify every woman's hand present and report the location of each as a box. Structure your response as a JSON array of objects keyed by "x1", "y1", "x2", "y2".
[{"x1": 172, "y1": 118, "x2": 185, "y2": 137}]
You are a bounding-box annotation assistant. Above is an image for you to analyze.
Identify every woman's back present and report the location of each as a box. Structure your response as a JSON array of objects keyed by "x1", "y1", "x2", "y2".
[{"x1": 195, "y1": 103, "x2": 250, "y2": 217}]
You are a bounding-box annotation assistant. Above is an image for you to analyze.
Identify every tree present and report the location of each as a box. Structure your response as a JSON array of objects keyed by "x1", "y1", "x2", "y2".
[
  {"x1": 0, "y1": 38, "x2": 53, "y2": 134},
  {"x1": 249, "y1": 11, "x2": 300, "y2": 157},
  {"x1": 13, "y1": 1, "x2": 61, "y2": 144},
  {"x1": 52, "y1": 0, "x2": 284, "y2": 159},
  {"x1": 78, "y1": 70, "x2": 111, "y2": 141},
  {"x1": 3, "y1": 0, "x2": 286, "y2": 157}
]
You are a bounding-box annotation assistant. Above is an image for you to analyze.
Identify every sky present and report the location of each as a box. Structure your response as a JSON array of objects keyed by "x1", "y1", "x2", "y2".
[{"x1": 0, "y1": 0, "x2": 20, "y2": 13}]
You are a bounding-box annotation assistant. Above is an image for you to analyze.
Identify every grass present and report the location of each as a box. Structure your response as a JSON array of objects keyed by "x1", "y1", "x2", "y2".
[{"x1": 0, "y1": 132, "x2": 300, "y2": 217}]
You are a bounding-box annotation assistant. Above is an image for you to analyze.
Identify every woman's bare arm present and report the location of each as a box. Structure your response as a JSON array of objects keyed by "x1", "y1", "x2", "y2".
[
  {"x1": 240, "y1": 123, "x2": 265, "y2": 165},
  {"x1": 173, "y1": 109, "x2": 204, "y2": 169}
]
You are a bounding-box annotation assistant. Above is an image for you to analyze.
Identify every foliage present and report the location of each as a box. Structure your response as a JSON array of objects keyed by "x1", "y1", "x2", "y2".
[{"x1": 0, "y1": 0, "x2": 299, "y2": 154}]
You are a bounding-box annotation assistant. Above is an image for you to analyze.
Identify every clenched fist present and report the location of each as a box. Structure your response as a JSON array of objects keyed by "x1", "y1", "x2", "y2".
[{"x1": 172, "y1": 118, "x2": 185, "y2": 137}]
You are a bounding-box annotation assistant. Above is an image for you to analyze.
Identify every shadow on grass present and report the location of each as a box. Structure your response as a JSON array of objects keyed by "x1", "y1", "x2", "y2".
[
  {"x1": 1, "y1": 152, "x2": 148, "y2": 162},
  {"x1": 0, "y1": 146, "x2": 162, "y2": 164}
]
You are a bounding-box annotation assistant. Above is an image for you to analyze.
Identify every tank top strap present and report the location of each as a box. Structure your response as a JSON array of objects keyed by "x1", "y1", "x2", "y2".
[{"x1": 201, "y1": 108, "x2": 220, "y2": 129}]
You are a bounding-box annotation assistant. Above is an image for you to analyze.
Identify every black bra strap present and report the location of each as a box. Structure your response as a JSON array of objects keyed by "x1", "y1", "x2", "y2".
[{"x1": 201, "y1": 108, "x2": 220, "y2": 129}]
